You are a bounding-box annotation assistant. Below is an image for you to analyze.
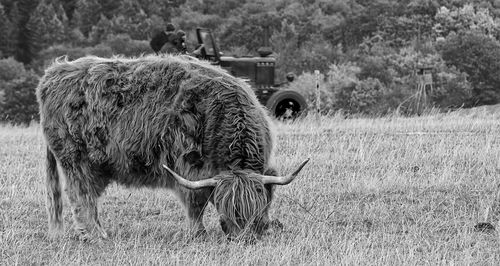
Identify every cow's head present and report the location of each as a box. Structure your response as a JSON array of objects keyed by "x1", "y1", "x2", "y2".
[{"x1": 162, "y1": 159, "x2": 309, "y2": 239}]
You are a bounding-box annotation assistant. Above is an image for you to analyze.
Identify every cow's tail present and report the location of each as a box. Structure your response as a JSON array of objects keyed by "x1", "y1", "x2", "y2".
[{"x1": 45, "y1": 147, "x2": 63, "y2": 237}]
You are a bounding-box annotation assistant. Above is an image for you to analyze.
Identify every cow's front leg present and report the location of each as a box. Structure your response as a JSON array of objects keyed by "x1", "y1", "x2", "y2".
[
  {"x1": 63, "y1": 165, "x2": 109, "y2": 241},
  {"x1": 261, "y1": 167, "x2": 284, "y2": 232},
  {"x1": 176, "y1": 188, "x2": 211, "y2": 237}
]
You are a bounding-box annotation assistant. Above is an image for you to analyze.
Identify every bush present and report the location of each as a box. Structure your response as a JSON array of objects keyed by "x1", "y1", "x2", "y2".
[
  {"x1": 43, "y1": 44, "x2": 114, "y2": 60},
  {"x1": 290, "y1": 63, "x2": 398, "y2": 116},
  {"x1": 291, "y1": 62, "x2": 404, "y2": 116},
  {"x1": 327, "y1": 62, "x2": 391, "y2": 115},
  {"x1": 33, "y1": 44, "x2": 113, "y2": 72},
  {"x1": 357, "y1": 56, "x2": 393, "y2": 85},
  {"x1": 437, "y1": 31, "x2": 500, "y2": 105},
  {"x1": 0, "y1": 57, "x2": 28, "y2": 82},
  {"x1": 432, "y1": 67, "x2": 472, "y2": 109},
  {"x1": 33, "y1": 34, "x2": 152, "y2": 72},
  {"x1": 0, "y1": 71, "x2": 40, "y2": 125},
  {"x1": 331, "y1": 77, "x2": 388, "y2": 115},
  {"x1": 287, "y1": 72, "x2": 334, "y2": 113},
  {"x1": 0, "y1": 57, "x2": 30, "y2": 107},
  {"x1": 104, "y1": 34, "x2": 152, "y2": 56},
  {"x1": 327, "y1": 62, "x2": 361, "y2": 89},
  {"x1": 290, "y1": 45, "x2": 474, "y2": 116}
]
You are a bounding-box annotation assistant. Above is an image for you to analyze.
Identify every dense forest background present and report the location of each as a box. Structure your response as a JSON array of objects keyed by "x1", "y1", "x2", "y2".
[{"x1": 1, "y1": 0, "x2": 500, "y2": 123}]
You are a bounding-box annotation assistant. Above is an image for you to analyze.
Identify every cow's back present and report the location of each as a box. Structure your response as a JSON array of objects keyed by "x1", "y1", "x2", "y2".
[{"x1": 37, "y1": 55, "x2": 275, "y2": 187}]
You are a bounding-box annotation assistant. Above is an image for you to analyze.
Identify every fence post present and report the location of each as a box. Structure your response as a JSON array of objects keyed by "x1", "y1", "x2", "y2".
[{"x1": 314, "y1": 70, "x2": 320, "y2": 120}]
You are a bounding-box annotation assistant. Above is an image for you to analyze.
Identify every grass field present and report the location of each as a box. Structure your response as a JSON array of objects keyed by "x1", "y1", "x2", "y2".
[{"x1": 2, "y1": 110, "x2": 500, "y2": 265}]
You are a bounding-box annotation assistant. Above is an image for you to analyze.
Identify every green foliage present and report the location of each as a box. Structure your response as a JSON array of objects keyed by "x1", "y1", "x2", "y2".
[
  {"x1": 270, "y1": 20, "x2": 299, "y2": 78},
  {"x1": 0, "y1": 57, "x2": 27, "y2": 81},
  {"x1": 110, "y1": 1, "x2": 156, "y2": 40},
  {"x1": 432, "y1": 68, "x2": 472, "y2": 108},
  {"x1": 34, "y1": 44, "x2": 113, "y2": 69},
  {"x1": 172, "y1": 8, "x2": 222, "y2": 39},
  {"x1": 290, "y1": 63, "x2": 391, "y2": 115},
  {"x1": 271, "y1": 20, "x2": 342, "y2": 80},
  {"x1": 1, "y1": 0, "x2": 500, "y2": 117},
  {"x1": 220, "y1": 11, "x2": 281, "y2": 53},
  {"x1": 287, "y1": 71, "x2": 334, "y2": 113},
  {"x1": 292, "y1": 41, "x2": 474, "y2": 116},
  {"x1": 0, "y1": 73, "x2": 39, "y2": 125},
  {"x1": 0, "y1": 4, "x2": 15, "y2": 56},
  {"x1": 0, "y1": 57, "x2": 39, "y2": 124},
  {"x1": 73, "y1": 0, "x2": 101, "y2": 37},
  {"x1": 358, "y1": 55, "x2": 393, "y2": 86},
  {"x1": 437, "y1": 31, "x2": 500, "y2": 105},
  {"x1": 327, "y1": 63, "x2": 391, "y2": 115},
  {"x1": 12, "y1": 0, "x2": 39, "y2": 64},
  {"x1": 25, "y1": 0, "x2": 66, "y2": 56},
  {"x1": 88, "y1": 14, "x2": 113, "y2": 44},
  {"x1": 434, "y1": 4, "x2": 499, "y2": 38},
  {"x1": 185, "y1": 0, "x2": 244, "y2": 16},
  {"x1": 104, "y1": 34, "x2": 151, "y2": 56},
  {"x1": 334, "y1": 78, "x2": 387, "y2": 115},
  {"x1": 5, "y1": 2, "x2": 20, "y2": 57},
  {"x1": 32, "y1": 34, "x2": 149, "y2": 69}
]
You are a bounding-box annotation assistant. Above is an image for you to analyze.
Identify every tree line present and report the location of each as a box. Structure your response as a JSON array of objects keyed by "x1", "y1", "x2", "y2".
[{"x1": 1, "y1": 0, "x2": 500, "y2": 123}]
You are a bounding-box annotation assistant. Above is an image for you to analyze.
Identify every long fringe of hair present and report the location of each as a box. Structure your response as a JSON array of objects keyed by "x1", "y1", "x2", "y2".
[{"x1": 213, "y1": 171, "x2": 268, "y2": 228}]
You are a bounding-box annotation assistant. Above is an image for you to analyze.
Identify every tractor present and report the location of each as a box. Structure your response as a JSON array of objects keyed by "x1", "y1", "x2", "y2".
[{"x1": 195, "y1": 28, "x2": 307, "y2": 119}]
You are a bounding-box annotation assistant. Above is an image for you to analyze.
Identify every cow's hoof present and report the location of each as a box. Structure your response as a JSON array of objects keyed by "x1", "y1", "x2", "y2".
[
  {"x1": 270, "y1": 219, "x2": 284, "y2": 230},
  {"x1": 99, "y1": 229, "x2": 109, "y2": 239},
  {"x1": 75, "y1": 227, "x2": 94, "y2": 242},
  {"x1": 48, "y1": 230, "x2": 64, "y2": 240},
  {"x1": 78, "y1": 233, "x2": 92, "y2": 242},
  {"x1": 48, "y1": 224, "x2": 64, "y2": 240},
  {"x1": 190, "y1": 228, "x2": 207, "y2": 240},
  {"x1": 474, "y1": 222, "x2": 495, "y2": 233},
  {"x1": 227, "y1": 234, "x2": 257, "y2": 244}
]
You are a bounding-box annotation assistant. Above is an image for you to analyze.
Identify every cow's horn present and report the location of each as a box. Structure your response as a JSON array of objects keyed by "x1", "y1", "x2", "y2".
[
  {"x1": 261, "y1": 158, "x2": 310, "y2": 185},
  {"x1": 162, "y1": 164, "x2": 218, "y2": 189}
]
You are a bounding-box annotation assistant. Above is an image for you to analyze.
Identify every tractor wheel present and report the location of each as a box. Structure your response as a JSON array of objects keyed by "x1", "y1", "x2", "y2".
[{"x1": 265, "y1": 90, "x2": 307, "y2": 119}]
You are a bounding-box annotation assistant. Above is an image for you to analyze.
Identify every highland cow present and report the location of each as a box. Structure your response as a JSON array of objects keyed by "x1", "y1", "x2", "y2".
[{"x1": 37, "y1": 54, "x2": 308, "y2": 241}]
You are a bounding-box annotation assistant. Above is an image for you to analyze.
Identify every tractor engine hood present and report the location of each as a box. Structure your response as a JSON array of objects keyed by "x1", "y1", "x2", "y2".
[{"x1": 219, "y1": 56, "x2": 276, "y2": 87}]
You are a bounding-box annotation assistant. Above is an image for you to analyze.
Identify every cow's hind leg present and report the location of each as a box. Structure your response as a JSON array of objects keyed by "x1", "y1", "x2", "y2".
[
  {"x1": 63, "y1": 166, "x2": 108, "y2": 241},
  {"x1": 45, "y1": 147, "x2": 64, "y2": 238},
  {"x1": 87, "y1": 198, "x2": 108, "y2": 239}
]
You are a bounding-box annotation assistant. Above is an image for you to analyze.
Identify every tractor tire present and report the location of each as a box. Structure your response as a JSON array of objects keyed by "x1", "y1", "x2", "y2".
[{"x1": 265, "y1": 90, "x2": 307, "y2": 119}]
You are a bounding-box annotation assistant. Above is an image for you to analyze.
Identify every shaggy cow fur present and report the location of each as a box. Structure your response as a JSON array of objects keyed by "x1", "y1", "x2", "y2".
[{"x1": 37, "y1": 54, "x2": 280, "y2": 240}]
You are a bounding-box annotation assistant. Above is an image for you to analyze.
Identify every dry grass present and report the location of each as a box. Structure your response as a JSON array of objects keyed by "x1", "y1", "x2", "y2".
[{"x1": 2, "y1": 110, "x2": 500, "y2": 265}]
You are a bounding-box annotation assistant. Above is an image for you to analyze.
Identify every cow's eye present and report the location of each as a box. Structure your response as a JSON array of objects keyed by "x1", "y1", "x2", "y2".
[{"x1": 220, "y1": 220, "x2": 228, "y2": 233}]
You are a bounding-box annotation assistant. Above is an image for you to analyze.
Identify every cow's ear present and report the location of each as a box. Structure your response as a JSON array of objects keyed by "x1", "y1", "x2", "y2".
[
  {"x1": 264, "y1": 167, "x2": 278, "y2": 176},
  {"x1": 184, "y1": 150, "x2": 204, "y2": 168}
]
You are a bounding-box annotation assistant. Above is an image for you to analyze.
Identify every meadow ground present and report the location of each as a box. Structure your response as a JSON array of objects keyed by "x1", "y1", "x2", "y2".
[{"x1": 2, "y1": 110, "x2": 500, "y2": 265}]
